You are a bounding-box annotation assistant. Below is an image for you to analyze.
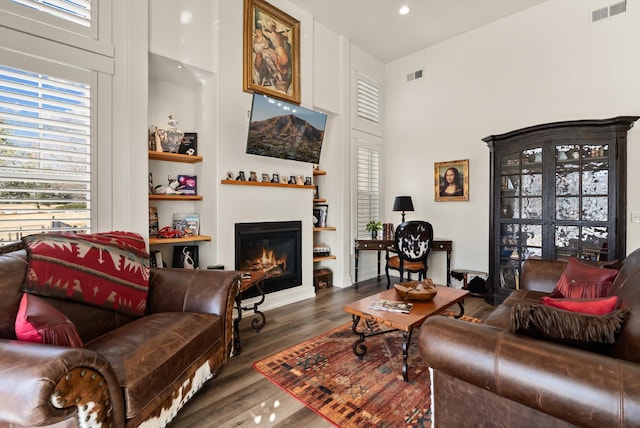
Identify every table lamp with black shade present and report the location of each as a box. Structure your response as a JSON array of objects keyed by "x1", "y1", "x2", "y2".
[{"x1": 393, "y1": 196, "x2": 414, "y2": 222}]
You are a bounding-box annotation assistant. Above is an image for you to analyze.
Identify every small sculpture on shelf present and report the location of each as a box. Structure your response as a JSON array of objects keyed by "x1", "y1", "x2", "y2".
[
  {"x1": 153, "y1": 175, "x2": 184, "y2": 195},
  {"x1": 161, "y1": 114, "x2": 184, "y2": 153},
  {"x1": 148, "y1": 125, "x2": 167, "y2": 152}
]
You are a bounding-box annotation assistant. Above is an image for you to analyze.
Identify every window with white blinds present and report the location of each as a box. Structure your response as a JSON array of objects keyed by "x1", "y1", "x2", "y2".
[
  {"x1": 9, "y1": 0, "x2": 91, "y2": 27},
  {"x1": 356, "y1": 74, "x2": 380, "y2": 125},
  {"x1": 0, "y1": 64, "x2": 91, "y2": 241},
  {"x1": 356, "y1": 146, "x2": 380, "y2": 238}
]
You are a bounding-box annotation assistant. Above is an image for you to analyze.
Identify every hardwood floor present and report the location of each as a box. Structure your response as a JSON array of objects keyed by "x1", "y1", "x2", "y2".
[{"x1": 169, "y1": 277, "x2": 495, "y2": 427}]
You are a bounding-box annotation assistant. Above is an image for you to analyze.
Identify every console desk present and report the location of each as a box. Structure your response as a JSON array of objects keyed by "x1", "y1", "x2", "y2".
[{"x1": 353, "y1": 238, "x2": 452, "y2": 290}]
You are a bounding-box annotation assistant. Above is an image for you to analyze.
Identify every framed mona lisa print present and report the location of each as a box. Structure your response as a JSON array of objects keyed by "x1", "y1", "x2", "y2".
[
  {"x1": 243, "y1": 0, "x2": 301, "y2": 104},
  {"x1": 435, "y1": 159, "x2": 469, "y2": 202}
]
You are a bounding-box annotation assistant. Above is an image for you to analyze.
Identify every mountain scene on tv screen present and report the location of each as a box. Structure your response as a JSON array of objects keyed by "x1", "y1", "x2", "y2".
[{"x1": 247, "y1": 114, "x2": 324, "y2": 163}]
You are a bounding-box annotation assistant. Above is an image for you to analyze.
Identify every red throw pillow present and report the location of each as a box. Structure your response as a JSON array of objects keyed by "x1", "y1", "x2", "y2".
[
  {"x1": 15, "y1": 293, "x2": 83, "y2": 347},
  {"x1": 540, "y1": 296, "x2": 618, "y2": 316},
  {"x1": 551, "y1": 257, "x2": 618, "y2": 299},
  {"x1": 22, "y1": 231, "x2": 150, "y2": 316}
]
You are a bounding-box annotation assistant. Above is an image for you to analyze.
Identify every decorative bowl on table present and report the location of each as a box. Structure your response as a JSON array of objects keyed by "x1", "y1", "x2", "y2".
[{"x1": 394, "y1": 279, "x2": 437, "y2": 301}]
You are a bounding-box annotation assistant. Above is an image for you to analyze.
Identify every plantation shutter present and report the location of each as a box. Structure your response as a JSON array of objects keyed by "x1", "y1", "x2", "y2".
[
  {"x1": 9, "y1": 0, "x2": 92, "y2": 27},
  {"x1": 356, "y1": 74, "x2": 380, "y2": 125},
  {"x1": 356, "y1": 146, "x2": 380, "y2": 238},
  {"x1": 0, "y1": 64, "x2": 91, "y2": 241}
]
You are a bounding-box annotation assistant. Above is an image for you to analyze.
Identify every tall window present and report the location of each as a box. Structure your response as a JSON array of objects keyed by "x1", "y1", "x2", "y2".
[
  {"x1": 0, "y1": 65, "x2": 91, "y2": 241},
  {"x1": 356, "y1": 145, "x2": 380, "y2": 238},
  {"x1": 353, "y1": 71, "x2": 383, "y2": 138}
]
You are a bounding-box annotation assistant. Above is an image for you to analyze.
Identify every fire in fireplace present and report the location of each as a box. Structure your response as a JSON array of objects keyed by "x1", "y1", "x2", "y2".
[{"x1": 235, "y1": 221, "x2": 302, "y2": 298}]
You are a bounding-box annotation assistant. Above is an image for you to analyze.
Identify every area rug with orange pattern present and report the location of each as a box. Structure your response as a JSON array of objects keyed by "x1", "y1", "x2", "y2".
[{"x1": 253, "y1": 311, "x2": 481, "y2": 427}]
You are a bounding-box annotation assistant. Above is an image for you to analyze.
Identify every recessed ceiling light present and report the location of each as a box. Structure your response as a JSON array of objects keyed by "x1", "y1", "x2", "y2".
[{"x1": 399, "y1": 5, "x2": 410, "y2": 15}]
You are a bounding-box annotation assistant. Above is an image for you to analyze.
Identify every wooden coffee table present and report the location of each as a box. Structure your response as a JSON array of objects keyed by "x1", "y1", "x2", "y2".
[{"x1": 343, "y1": 285, "x2": 469, "y2": 381}]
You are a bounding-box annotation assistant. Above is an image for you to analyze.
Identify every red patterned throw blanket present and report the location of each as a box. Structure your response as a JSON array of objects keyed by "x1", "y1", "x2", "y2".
[{"x1": 22, "y1": 231, "x2": 150, "y2": 316}]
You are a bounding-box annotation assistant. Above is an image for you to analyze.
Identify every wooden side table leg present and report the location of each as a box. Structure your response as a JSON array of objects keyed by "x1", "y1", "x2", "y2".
[
  {"x1": 447, "y1": 249, "x2": 452, "y2": 286},
  {"x1": 354, "y1": 247, "x2": 360, "y2": 290}
]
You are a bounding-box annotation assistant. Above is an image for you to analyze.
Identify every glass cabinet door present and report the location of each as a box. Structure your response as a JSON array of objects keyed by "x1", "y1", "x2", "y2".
[
  {"x1": 498, "y1": 147, "x2": 543, "y2": 290},
  {"x1": 555, "y1": 143, "x2": 609, "y2": 261}
]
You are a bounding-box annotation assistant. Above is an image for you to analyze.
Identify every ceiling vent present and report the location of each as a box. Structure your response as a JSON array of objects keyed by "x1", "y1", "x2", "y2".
[
  {"x1": 406, "y1": 68, "x2": 424, "y2": 82},
  {"x1": 592, "y1": 1, "x2": 627, "y2": 22}
]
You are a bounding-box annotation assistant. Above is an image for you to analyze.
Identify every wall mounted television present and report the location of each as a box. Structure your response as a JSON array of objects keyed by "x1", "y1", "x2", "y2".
[{"x1": 246, "y1": 93, "x2": 327, "y2": 164}]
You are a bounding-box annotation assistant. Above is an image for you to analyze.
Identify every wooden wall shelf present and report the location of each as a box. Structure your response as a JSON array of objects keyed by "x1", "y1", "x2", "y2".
[
  {"x1": 149, "y1": 235, "x2": 212, "y2": 245},
  {"x1": 148, "y1": 151, "x2": 203, "y2": 163},
  {"x1": 149, "y1": 194, "x2": 203, "y2": 201},
  {"x1": 313, "y1": 169, "x2": 326, "y2": 176},
  {"x1": 314, "y1": 226, "x2": 337, "y2": 232},
  {"x1": 313, "y1": 255, "x2": 337, "y2": 262},
  {"x1": 221, "y1": 180, "x2": 313, "y2": 189}
]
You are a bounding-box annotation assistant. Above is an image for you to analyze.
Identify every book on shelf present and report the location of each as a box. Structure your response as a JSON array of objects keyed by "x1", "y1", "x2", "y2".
[
  {"x1": 149, "y1": 206, "x2": 159, "y2": 237},
  {"x1": 172, "y1": 213, "x2": 200, "y2": 236},
  {"x1": 367, "y1": 299, "x2": 413, "y2": 314}
]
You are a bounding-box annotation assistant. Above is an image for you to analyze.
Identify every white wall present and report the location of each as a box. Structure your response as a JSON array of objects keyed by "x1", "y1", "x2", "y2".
[
  {"x1": 214, "y1": 0, "x2": 319, "y2": 308},
  {"x1": 384, "y1": 0, "x2": 640, "y2": 282}
]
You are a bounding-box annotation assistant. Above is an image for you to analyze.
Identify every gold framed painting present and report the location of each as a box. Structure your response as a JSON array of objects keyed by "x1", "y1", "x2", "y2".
[
  {"x1": 243, "y1": 0, "x2": 300, "y2": 104},
  {"x1": 434, "y1": 159, "x2": 469, "y2": 202}
]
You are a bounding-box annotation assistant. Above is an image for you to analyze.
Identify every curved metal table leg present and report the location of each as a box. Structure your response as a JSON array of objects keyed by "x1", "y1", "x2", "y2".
[
  {"x1": 401, "y1": 329, "x2": 414, "y2": 382},
  {"x1": 250, "y1": 280, "x2": 267, "y2": 332},
  {"x1": 351, "y1": 316, "x2": 367, "y2": 358},
  {"x1": 454, "y1": 300, "x2": 465, "y2": 319}
]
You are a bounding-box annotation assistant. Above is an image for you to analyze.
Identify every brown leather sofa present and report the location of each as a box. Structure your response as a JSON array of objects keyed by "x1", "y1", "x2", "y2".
[
  {"x1": 0, "y1": 246, "x2": 240, "y2": 428},
  {"x1": 419, "y1": 248, "x2": 640, "y2": 428}
]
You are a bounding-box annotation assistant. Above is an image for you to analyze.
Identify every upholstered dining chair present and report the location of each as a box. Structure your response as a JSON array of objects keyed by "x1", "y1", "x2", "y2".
[{"x1": 385, "y1": 220, "x2": 434, "y2": 289}]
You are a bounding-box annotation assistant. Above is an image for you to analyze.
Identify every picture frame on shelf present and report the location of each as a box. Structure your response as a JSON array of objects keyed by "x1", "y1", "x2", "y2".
[
  {"x1": 173, "y1": 213, "x2": 200, "y2": 236},
  {"x1": 315, "y1": 204, "x2": 328, "y2": 228},
  {"x1": 177, "y1": 175, "x2": 197, "y2": 195},
  {"x1": 172, "y1": 245, "x2": 199, "y2": 269},
  {"x1": 179, "y1": 132, "x2": 197, "y2": 156},
  {"x1": 313, "y1": 207, "x2": 322, "y2": 228},
  {"x1": 313, "y1": 185, "x2": 319, "y2": 200},
  {"x1": 434, "y1": 159, "x2": 469, "y2": 202},
  {"x1": 243, "y1": 0, "x2": 300, "y2": 104},
  {"x1": 149, "y1": 206, "x2": 159, "y2": 237}
]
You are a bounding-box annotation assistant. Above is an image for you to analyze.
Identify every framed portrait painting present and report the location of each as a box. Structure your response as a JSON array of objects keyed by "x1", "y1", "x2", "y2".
[
  {"x1": 243, "y1": 0, "x2": 300, "y2": 104},
  {"x1": 434, "y1": 159, "x2": 469, "y2": 202}
]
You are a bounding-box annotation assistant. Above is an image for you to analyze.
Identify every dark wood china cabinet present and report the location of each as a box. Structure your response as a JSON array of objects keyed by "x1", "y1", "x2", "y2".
[{"x1": 483, "y1": 116, "x2": 638, "y2": 305}]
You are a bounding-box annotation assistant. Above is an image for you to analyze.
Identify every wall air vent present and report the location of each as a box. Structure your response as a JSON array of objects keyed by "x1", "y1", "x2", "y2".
[
  {"x1": 609, "y1": 0, "x2": 627, "y2": 17},
  {"x1": 592, "y1": 1, "x2": 627, "y2": 22},
  {"x1": 406, "y1": 69, "x2": 424, "y2": 82},
  {"x1": 592, "y1": 6, "x2": 609, "y2": 22}
]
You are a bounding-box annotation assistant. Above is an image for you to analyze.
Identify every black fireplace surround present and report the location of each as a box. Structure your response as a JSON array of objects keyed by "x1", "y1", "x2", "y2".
[{"x1": 235, "y1": 221, "x2": 302, "y2": 298}]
